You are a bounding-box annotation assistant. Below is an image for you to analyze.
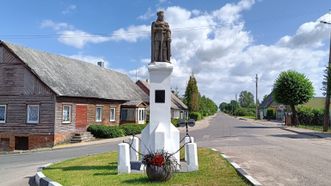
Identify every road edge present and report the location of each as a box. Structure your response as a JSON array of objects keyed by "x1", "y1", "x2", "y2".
[
  {"x1": 210, "y1": 148, "x2": 262, "y2": 186},
  {"x1": 34, "y1": 163, "x2": 62, "y2": 186}
]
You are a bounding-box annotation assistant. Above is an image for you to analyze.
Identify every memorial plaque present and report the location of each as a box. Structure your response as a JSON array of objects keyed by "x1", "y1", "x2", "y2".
[{"x1": 155, "y1": 90, "x2": 165, "y2": 103}]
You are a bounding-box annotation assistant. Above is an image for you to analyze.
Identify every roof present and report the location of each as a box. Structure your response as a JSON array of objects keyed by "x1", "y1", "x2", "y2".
[
  {"x1": 122, "y1": 100, "x2": 147, "y2": 107},
  {"x1": 136, "y1": 80, "x2": 188, "y2": 110},
  {"x1": 259, "y1": 93, "x2": 273, "y2": 109},
  {"x1": 1, "y1": 41, "x2": 148, "y2": 102}
]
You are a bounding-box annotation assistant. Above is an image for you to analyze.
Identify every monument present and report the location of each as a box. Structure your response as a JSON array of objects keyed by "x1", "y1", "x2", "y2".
[
  {"x1": 118, "y1": 11, "x2": 198, "y2": 175},
  {"x1": 141, "y1": 10, "x2": 180, "y2": 163}
]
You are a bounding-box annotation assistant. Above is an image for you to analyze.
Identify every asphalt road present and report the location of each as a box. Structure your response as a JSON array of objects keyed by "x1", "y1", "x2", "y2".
[{"x1": 1, "y1": 112, "x2": 331, "y2": 186}]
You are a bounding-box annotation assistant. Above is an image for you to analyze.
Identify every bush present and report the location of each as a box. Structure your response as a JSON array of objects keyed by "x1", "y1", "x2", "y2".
[
  {"x1": 297, "y1": 106, "x2": 323, "y2": 126},
  {"x1": 266, "y1": 109, "x2": 275, "y2": 120},
  {"x1": 171, "y1": 118, "x2": 179, "y2": 127},
  {"x1": 120, "y1": 124, "x2": 146, "y2": 135},
  {"x1": 189, "y1": 112, "x2": 202, "y2": 121},
  {"x1": 87, "y1": 125, "x2": 125, "y2": 138},
  {"x1": 234, "y1": 107, "x2": 255, "y2": 116}
]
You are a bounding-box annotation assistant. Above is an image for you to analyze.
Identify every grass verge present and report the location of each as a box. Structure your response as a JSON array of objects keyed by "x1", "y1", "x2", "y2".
[
  {"x1": 297, "y1": 124, "x2": 331, "y2": 133},
  {"x1": 43, "y1": 148, "x2": 249, "y2": 186}
]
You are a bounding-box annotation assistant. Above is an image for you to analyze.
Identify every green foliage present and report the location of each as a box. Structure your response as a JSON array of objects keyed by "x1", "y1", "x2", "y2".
[
  {"x1": 171, "y1": 118, "x2": 179, "y2": 127},
  {"x1": 189, "y1": 112, "x2": 202, "y2": 121},
  {"x1": 119, "y1": 124, "x2": 146, "y2": 135},
  {"x1": 184, "y1": 75, "x2": 200, "y2": 112},
  {"x1": 87, "y1": 124, "x2": 146, "y2": 138},
  {"x1": 234, "y1": 107, "x2": 255, "y2": 116},
  {"x1": 199, "y1": 95, "x2": 218, "y2": 116},
  {"x1": 266, "y1": 109, "x2": 275, "y2": 120},
  {"x1": 273, "y1": 71, "x2": 314, "y2": 106},
  {"x1": 239, "y1": 90, "x2": 255, "y2": 108},
  {"x1": 87, "y1": 125, "x2": 125, "y2": 138},
  {"x1": 297, "y1": 106, "x2": 323, "y2": 126}
]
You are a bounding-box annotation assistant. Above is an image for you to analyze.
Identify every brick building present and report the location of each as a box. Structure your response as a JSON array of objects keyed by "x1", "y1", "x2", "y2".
[{"x1": 0, "y1": 41, "x2": 147, "y2": 151}]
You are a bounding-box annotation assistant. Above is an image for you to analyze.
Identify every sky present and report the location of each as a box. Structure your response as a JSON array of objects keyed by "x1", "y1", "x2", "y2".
[{"x1": 0, "y1": 0, "x2": 330, "y2": 103}]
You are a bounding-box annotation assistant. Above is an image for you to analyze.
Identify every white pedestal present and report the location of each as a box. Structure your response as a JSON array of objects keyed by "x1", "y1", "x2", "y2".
[
  {"x1": 118, "y1": 143, "x2": 131, "y2": 174},
  {"x1": 141, "y1": 62, "x2": 180, "y2": 163},
  {"x1": 187, "y1": 143, "x2": 199, "y2": 171},
  {"x1": 129, "y1": 136, "x2": 139, "y2": 161},
  {"x1": 184, "y1": 136, "x2": 194, "y2": 161}
]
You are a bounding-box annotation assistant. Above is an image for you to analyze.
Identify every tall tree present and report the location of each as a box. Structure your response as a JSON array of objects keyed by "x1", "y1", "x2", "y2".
[
  {"x1": 184, "y1": 74, "x2": 200, "y2": 112},
  {"x1": 273, "y1": 71, "x2": 314, "y2": 126},
  {"x1": 239, "y1": 91, "x2": 255, "y2": 108}
]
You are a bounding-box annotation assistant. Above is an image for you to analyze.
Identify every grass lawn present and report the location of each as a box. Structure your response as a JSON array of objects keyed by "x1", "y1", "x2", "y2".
[
  {"x1": 241, "y1": 115, "x2": 256, "y2": 119},
  {"x1": 297, "y1": 124, "x2": 331, "y2": 133},
  {"x1": 43, "y1": 148, "x2": 249, "y2": 186}
]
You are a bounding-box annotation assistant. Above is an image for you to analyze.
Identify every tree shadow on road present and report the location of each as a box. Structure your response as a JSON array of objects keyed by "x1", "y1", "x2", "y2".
[
  {"x1": 269, "y1": 134, "x2": 317, "y2": 139},
  {"x1": 236, "y1": 126, "x2": 281, "y2": 129}
]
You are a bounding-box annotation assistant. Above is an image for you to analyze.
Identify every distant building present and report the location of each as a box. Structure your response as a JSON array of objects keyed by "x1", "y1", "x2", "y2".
[
  {"x1": 259, "y1": 93, "x2": 286, "y2": 121},
  {"x1": 0, "y1": 41, "x2": 147, "y2": 151},
  {"x1": 136, "y1": 80, "x2": 188, "y2": 120}
]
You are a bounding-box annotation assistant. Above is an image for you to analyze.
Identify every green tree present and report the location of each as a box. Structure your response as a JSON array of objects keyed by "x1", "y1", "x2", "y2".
[
  {"x1": 273, "y1": 71, "x2": 314, "y2": 125},
  {"x1": 200, "y1": 96, "x2": 218, "y2": 116},
  {"x1": 229, "y1": 100, "x2": 240, "y2": 115},
  {"x1": 219, "y1": 102, "x2": 228, "y2": 112},
  {"x1": 184, "y1": 75, "x2": 200, "y2": 112},
  {"x1": 239, "y1": 91, "x2": 255, "y2": 108}
]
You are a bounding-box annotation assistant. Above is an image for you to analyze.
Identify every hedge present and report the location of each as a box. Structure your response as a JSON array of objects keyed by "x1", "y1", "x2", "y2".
[
  {"x1": 87, "y1": 124, "x2": 146, "y2": 138},
  {"x1": 189, "y1": 112, "x2": 202, "y2": 121},
  {"x1": 120, "y1": 124, "x2": 146, "y2": 135},
  {"x1": 297, "y1": 106, "x2": 323, "y2": 126},
  {"x1": 266, "y1": 109, "x2": 276, "y2": 120}
]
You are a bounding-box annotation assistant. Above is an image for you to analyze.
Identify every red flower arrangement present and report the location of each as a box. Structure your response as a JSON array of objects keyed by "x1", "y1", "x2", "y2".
[{"x1": 142, "y1": 151, "x2": 177, "y2": 181}]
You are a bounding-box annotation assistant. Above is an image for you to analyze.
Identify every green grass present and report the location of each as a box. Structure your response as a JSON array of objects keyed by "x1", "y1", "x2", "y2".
[
  {"x1": 241, "y1": 115, "x2": 256, "y2": 119},
  {"x1": 43, "y1": 148, "x2": 249, "y2": 186},
  {"x1": 302, "y1": 97, "x2": 327, "y2": 109},
  {"x1": 297, "y1": 124, "x2": 331, "y2": 133}
]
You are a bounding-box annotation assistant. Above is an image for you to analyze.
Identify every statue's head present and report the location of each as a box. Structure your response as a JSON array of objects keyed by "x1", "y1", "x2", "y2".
[{"x1": 157, "y1": 11, "x2": 164, "y2": 21}]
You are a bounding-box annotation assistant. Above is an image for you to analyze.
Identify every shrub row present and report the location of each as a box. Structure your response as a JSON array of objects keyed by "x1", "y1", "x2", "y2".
[
  {"x1": 234, "y1": 107, "x2": 255, "y2": 117},
  {"x1": 297, "y1": 106, "x2": 323, "y2": 126},
  {"x1": 189, "y1": 112, "x2": 202, "y2": 121},
  {"x1": 87, "y1": 124, "x2": 146, "y2": 138}
]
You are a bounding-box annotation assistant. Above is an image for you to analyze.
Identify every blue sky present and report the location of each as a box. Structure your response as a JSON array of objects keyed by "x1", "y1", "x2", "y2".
[{"x1": 0, "y1": 0, "x2": 330, "y2": 102}]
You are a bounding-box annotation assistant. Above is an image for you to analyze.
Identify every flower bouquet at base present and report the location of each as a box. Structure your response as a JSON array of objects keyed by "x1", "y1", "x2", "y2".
[{"x1": 142, "y1": 151, "x2": 178, "y2": 181}]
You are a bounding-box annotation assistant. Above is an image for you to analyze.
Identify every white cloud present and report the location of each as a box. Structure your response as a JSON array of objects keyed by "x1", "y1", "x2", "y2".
[
  {"x1": 278, "y1": 13, "x2": 331, "y2": 48},
  {"x1": 124, "y1": 0, "x2": 330, "y2": 104},
  {"x1": 110, "y1": 25, "x2": 150, "y2": 42},
  {"x1": 138, "y1": 7, "x2": 154, "y2": 20},
  {"x1": 41, "y1": 20, "x2": 111, "y2": 48},
  {"x1": 62, "y1": 4, "x2": 77, "y2": 15}
]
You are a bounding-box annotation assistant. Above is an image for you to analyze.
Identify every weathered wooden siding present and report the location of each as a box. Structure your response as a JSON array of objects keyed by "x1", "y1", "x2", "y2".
[
  {"x1": 0, "y1": 46, "x2": 55, "y2": 134},
  {"x1": 0, "y1": 46, "x2": 56, "y2": 150}
]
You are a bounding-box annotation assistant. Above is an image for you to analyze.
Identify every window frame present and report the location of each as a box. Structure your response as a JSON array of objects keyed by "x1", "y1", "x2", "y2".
[
  {"x1": 138, "y1": 108, "x2": 145, "y2": 121},
  {"x1": 27, "y1": 105, "x2": 40, "y2": 124},
  {"x1": 96, "y1": 106, "x2": 103, "y2": 122},
  {"x1": 62, "y1": 105, "x2": 72, "y2": 124},
  {"x1": 110, "y1": 107, "x2": 116, "y2": 121},
  {"x1": 0, "y1": 105, "x2": 7, "y2": 123}
]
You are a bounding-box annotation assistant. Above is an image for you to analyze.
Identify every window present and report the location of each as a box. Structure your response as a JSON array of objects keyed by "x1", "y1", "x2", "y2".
[
  {"x1": 110, "y1": 107, "x2": 116, "y2": 121},
  {"x1": 62, "y1": 105, "x2": 72, "y2": 123},
  {"x1": 27, "y1": 105, "x2": 39, "y2": 124},
  {"x1": 96, "y1": 106, "x2": 103, "y2": 122},
  {"x1": 138, "y1": 108, "x2": 145, "y2": 121},
  {"x1": 0, "y1": 105, "x2": 6, "y2": 123}
]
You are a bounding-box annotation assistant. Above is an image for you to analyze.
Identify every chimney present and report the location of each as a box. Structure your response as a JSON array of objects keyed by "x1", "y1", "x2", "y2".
[{"x1": 97, "y1": 61, "x2": 104, "y2": 68}]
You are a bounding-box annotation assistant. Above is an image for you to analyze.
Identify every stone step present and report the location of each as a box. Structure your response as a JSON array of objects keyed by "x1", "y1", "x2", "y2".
[{"x1": 70, "y1": 132, "x2": 95, "y2": 143}]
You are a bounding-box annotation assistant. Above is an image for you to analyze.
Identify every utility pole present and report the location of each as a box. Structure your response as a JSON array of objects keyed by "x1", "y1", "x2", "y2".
[
  {"x1": 321, "y1": 15, "x2": 331, "y2": 132},
  {"x1": 255, "y1": 74, "x2": 259, "y2": 120}
]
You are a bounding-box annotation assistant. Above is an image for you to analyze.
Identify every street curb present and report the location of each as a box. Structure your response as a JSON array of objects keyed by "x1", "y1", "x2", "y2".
[
  {"x1": 210, "y1": 148, "x2": 262, "y2": 186},
  {"x1": 34, "y1": 163, "x2": 62, "y2": 186},
  {"x1": 281, "y1": 127, "x2": 328, "y2": 138}
]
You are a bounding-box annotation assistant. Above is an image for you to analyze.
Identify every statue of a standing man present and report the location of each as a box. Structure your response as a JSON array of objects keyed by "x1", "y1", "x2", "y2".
[{"x1": 151, "y1": 11, "x2": 171, "y2": 63}]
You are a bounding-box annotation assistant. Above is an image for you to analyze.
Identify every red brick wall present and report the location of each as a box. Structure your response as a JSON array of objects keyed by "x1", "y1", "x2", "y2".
[{"x1": 0, "y1": 133, "x2": 53, "y2": 151}]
